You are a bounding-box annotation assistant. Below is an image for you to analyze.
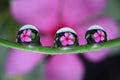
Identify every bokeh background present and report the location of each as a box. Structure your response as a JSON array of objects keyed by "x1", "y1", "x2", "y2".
[{"x1": 0, "y1": 0, "x2": 120, "y2": 80}]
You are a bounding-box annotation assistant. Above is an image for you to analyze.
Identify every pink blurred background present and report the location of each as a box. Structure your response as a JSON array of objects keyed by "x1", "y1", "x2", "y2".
[{"x1": 0, "y1": 0, "x2": 120, "y2": 80}]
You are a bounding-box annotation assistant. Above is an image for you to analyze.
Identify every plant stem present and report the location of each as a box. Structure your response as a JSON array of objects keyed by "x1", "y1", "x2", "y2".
[{"x1": 0, "y1": 38, "x2": 120, "y2": 54}]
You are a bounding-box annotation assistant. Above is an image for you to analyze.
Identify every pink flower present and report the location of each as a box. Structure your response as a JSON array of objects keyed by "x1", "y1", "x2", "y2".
[
  {"x1": 5, "y1": 50, "x2": 46, "y2": 76},
  {"x1": 45, "y1": 54, "x2": 85, "y2": 80},
  {"x1": 5, "y1": 0, "x2": 119, "y2": 80},
  {"x1": 10, "y1": 0, "x2": 106, "y2": 34},
  {"x1": 60, "y1": 33, "x2": 74, "y2": 46},
  {"x1": 93, "y1": 30, "x2": 105, "y2": 43},
  {"x1": 20, "y1": 30, "x2": 32, "y2": 42}
]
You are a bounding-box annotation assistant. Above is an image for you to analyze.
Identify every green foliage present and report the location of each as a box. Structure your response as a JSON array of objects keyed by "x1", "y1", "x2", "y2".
[{"x1": 0, "y1": 0, "x2": 9, "y2": 12}]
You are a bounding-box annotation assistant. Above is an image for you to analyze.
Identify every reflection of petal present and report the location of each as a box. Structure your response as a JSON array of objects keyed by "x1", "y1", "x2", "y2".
[
  {"x1": 21, "y1": 38, "x2": 24, "y2": 42},
  {"x1": 20, "y1": 34, "x2": 24, "y2": 39},
  {"x1": 60, "y1": 36, "x2": 65, "y2": 41},
  {"x1": 27, "y1": 30, "x2": 32, "y2": 36},
  {"x1": 62, "y1": 40, "x2": 67, "y2": 46},
  {"x1": 101, "y1": 31, "x2": 104, "y2": 36},
  {"x1": 99, "y1": 30, "x2": 105, "y2": 36},
  {"x1": 69, "y1": 34, "x2": 74, "y2": 39},
  {"x1": 68, "y1": 40, "x2": 74, "y2": 45},
  {"x1": 95, "y1": 37, "x2": 100, "y2": 43},
  {"x1": 101, "y1": 36, "x2": 104, "y2": 41},
  {"x1": 23, "y1": 30, "x2": 27, "y2": 34},
  {"x1": 20, "y1": 34, "x2": 25, "y2": 42},
  {"x1": 21, "y1": 38, "x2": 25, "y2": 42},
  {"x1": 24, "y1": 37, "x2": 32, "y2": 42},
  {"x1": 97, "y1": 30, "x2": 101, "y2": 34},
  {"x1": 94, "y1": 33, "x2": 98, "y2": 38},
  {"x1": 64, "y1": 33, "x2": 69, "y2": 37}
]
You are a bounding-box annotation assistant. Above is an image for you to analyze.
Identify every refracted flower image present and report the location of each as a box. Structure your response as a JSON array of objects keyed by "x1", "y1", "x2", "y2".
[
  {"x1": 0, "y1": 0, "x2": 119, "y2": 80},
  {"x1": 85, "y1": 25, "x2": 107, "y2": 44},
  {"x1": 54, "y1": 27, "x2": 78, "y2": 47},
  {"x1": 16, "y1": 24, "x2": 41, "y2": 45},
  {"x1": 60, "y1": 32, "x2": 74, "y2": 46},
  {"x1": 93, "y1": 30, "x2": 105, "y2": 43},
  {"x1": 20, "y1": 30, "x2": 32, "y2": 42}
]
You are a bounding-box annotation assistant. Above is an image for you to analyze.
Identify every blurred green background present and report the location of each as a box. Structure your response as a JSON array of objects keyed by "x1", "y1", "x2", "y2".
[{"x1": 0, "y1": 0, "x2": 120, "y2": 80}]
